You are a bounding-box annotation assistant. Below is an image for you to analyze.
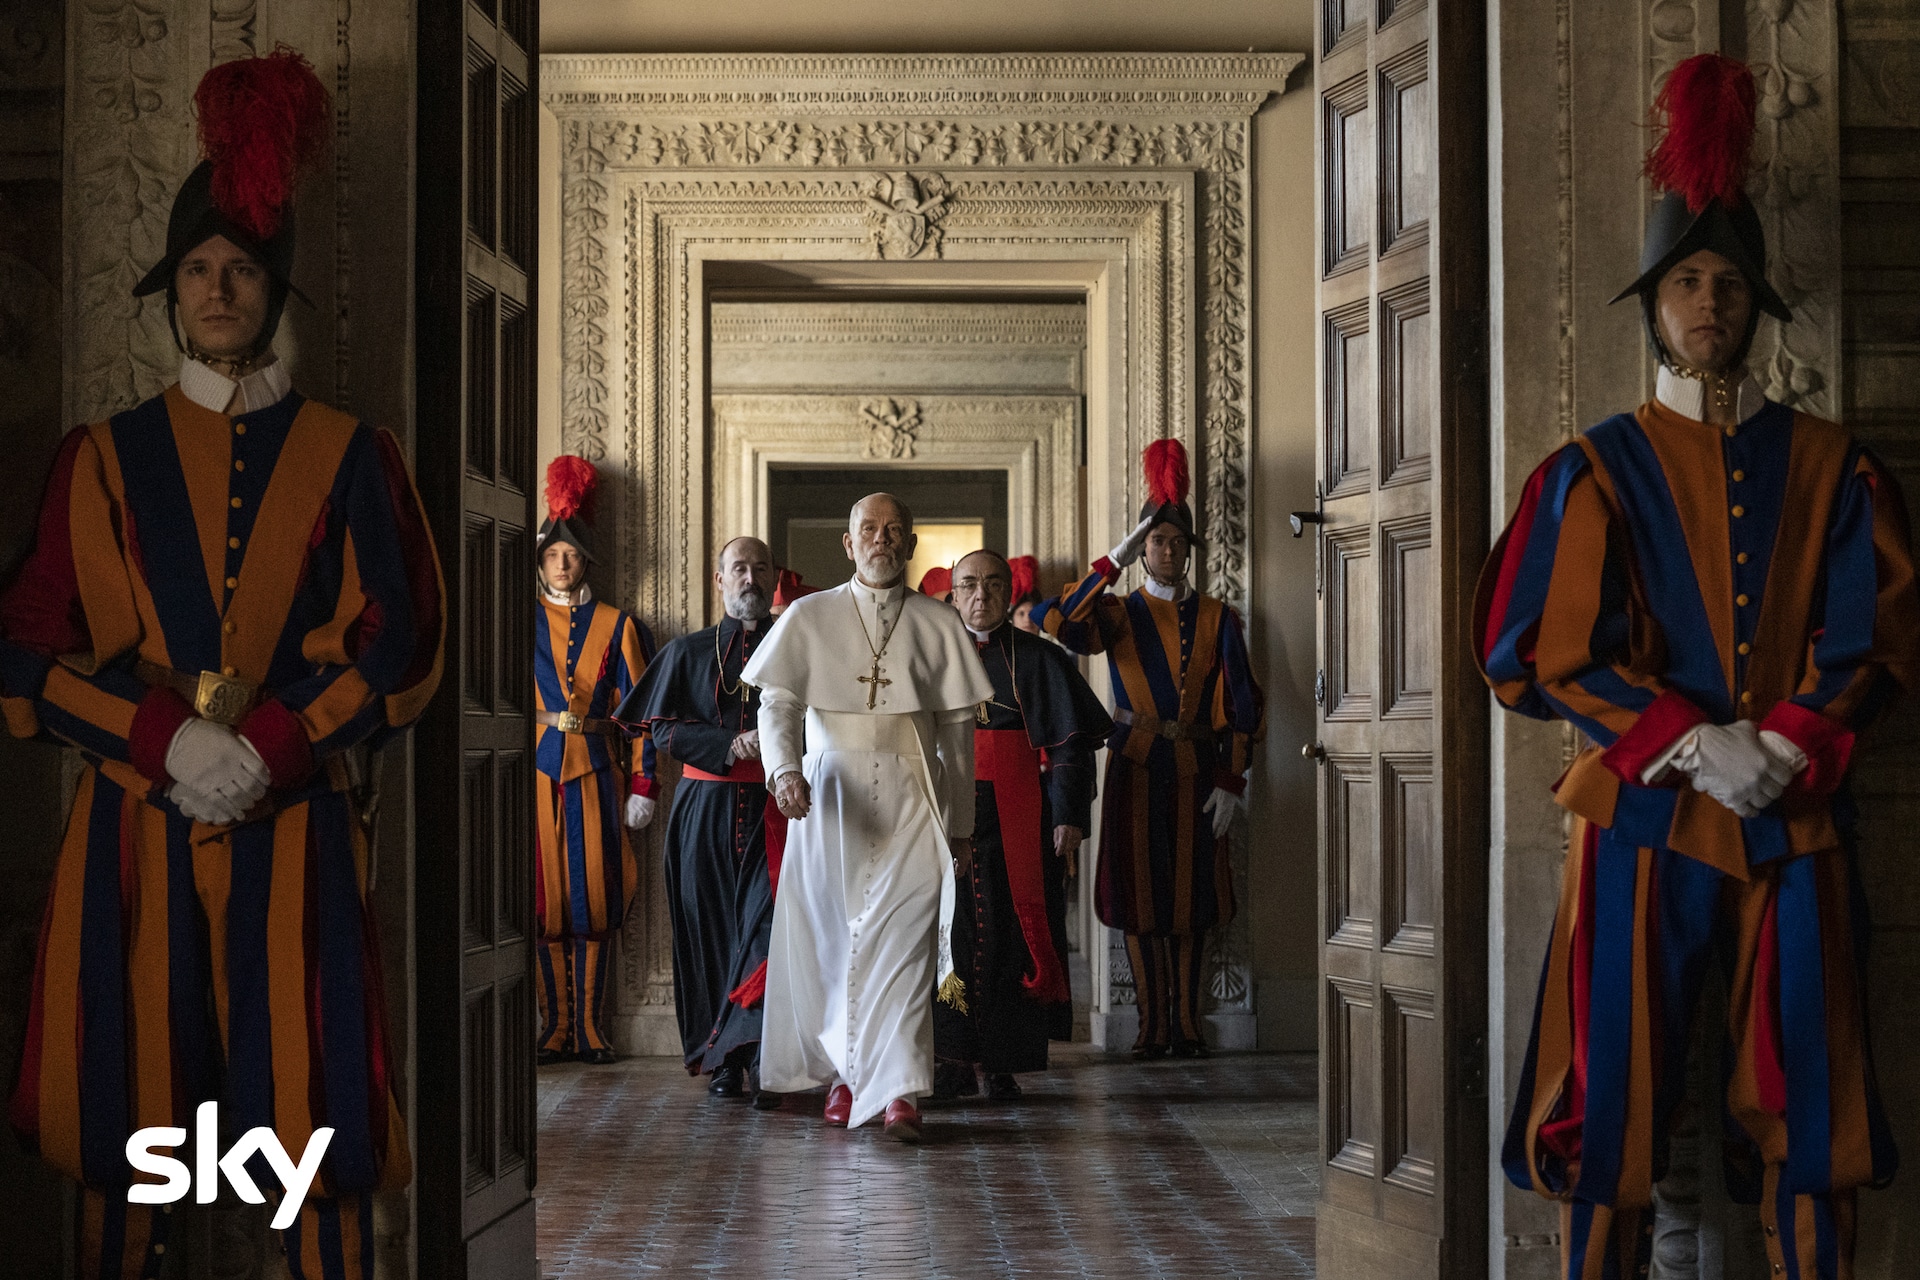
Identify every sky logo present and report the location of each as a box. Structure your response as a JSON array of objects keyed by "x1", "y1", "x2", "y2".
[{"x1": 124, "y1": 1102, "x2": 333, "y2": 1230}]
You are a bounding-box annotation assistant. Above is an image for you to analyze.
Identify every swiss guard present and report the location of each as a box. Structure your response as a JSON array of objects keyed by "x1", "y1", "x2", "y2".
[
  {"x1": 534, "y1": 456, "x2": 657, "y2": 1065},
  {"x1": 1476, "y1": 54, "x2": 1918, "y2": 1280},
  {"x1": 617, "y1": 536, "x2": 783, "y2": 1102},
  {"x1": 0, "y1": 48, "x2": 444, "y2": 1279},
  {"x1": 934, "y1": 549, "x2": 1110, "y2": 1099},
  {"x1": 1038, "y1": 440, "x2": 1265, "y2": 1058}
]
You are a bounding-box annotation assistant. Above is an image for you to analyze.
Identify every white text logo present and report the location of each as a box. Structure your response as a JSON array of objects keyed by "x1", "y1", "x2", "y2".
[{"x1": 125, "y1": 1101, "x2": 333, "y2": 1229}]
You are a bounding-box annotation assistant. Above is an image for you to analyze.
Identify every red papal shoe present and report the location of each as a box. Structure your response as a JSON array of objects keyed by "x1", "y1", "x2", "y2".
[
  {"x1": 822, "y1": 1084, "x2": 852, "y2": 1126},
  {"x1": 882, "y1": 1098, "x2": 922, "y2": 1144}
]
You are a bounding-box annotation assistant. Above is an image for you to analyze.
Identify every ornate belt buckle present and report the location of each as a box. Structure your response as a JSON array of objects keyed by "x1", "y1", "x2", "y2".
[
  {"x1": 556, "y1": 711, "x2": 585, "y2": 733},
  {"x1": 194, "y1": 670, "x2": 258, "y2": 726}
]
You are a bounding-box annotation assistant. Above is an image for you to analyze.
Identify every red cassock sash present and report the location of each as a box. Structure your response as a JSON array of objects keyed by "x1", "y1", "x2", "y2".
[
  {"x1": 683, "y1": 759, "x2": 788, "y2": 1010},
  {"x1": 974, "y1": 728, "x2": 1069, "y2": 1004}
]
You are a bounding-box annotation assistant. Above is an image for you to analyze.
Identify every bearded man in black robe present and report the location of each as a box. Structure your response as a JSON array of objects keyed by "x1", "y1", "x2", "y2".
[
  {"x1": 618, "y1": 536, "x2": 783, "y2": 1100},
  {"x1": 934, "y1": 549, "x2": 1112, "y2": 1099}
]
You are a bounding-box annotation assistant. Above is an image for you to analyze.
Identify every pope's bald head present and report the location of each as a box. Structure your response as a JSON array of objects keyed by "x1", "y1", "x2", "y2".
[
  {"x1": 844, "y1": 493, "x2": 917, "y2": 587},
  {"x1": 848, "y1": 493, "x2": 913, "y2": 533}
]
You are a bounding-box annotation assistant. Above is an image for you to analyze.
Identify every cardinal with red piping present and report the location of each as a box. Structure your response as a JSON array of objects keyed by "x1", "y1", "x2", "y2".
[
  {"x1": 1033, "y1": 438, "x2": 1266, "y2": 1059},
  {"x1": 1478, "y1": 53, "x2": 1917, "y2": 1280}
]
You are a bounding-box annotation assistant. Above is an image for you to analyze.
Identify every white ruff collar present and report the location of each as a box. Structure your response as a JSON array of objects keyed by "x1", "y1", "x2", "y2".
[
  {"x1": 1142, "y1": 577, "x2": 1188, "y2": 601},
  {"x1": 180, "y1": 356, "x2": 292, "y2": 415},
  {"x1": 1654, "y1": 365, "x2": 1767, "y2": 425}
]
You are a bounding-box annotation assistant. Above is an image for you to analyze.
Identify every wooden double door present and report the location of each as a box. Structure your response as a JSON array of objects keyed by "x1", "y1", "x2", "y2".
[{"x1": 1309, "y1": 0, "x2": 1489, "y2": 1274}]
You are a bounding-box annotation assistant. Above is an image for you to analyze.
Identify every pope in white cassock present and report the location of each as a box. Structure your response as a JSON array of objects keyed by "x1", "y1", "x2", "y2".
[{"x1": 741, "y1": 494, "x2": 994, "y2": 1141}]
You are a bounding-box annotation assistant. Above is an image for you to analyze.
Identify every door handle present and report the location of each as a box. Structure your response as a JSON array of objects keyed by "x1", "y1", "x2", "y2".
[
  {"x1": 1292, "y1": 482, "x2": 1327, "y2": 597},
  {"x1": 1302, "y1": 741, "x2": 1326, "y2": 763}
]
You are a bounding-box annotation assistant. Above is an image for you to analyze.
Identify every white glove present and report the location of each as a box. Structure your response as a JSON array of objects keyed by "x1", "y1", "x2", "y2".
[
  {"x1": 1759, "y1": 729, "x2": 1808, "y2": 778},
  {"x1": 1201, "y1": 786, "x2": 1243, "y2": 838},
  {"x1": 167, "y1": 780, "x2": 248, "y2": 827},
  {"x1": 1671, "y1": 721, "x2": 1795, "y2": 818},
  {"x1": 729, "y1": 730, "x2": 762, "y2": 762},
  {"x1": 625, "y1": 793, "x2": 655, "y2": 830},
  {"x1": 1107, "y1": 515, "x2": 1158, "y2": 569},
  {"x1": 165, "y1": 718, "x2": 270, "y2": 811}
]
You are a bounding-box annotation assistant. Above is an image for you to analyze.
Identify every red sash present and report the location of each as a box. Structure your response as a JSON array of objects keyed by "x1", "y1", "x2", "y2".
[
  {"x1": 974, "y1": 728, "x2": 1069, "y2": 1004},
  {"x1": 684, "y1": 759, "x2": 788, "y2": 1010}
]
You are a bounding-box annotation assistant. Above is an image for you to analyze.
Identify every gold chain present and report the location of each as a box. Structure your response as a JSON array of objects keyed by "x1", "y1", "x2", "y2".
[
  {"x1": 1665, "y1": 360, "x2": 1739, "y2": 414},
  {"x1": 716, "y1": 625, "x2": 748, "y2": 702}
]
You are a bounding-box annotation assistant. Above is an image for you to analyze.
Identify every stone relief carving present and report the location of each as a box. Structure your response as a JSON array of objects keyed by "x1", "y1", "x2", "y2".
[
  {"x1": 1743, "y1": 0, "x2": 1841, "y2": 418},
  {"x1": 68, "y1": 0, "x2": 188, "y2": 422},
  {"x1": 545, "y1": 51, "x2": 1297, "y2": 1044},
  {"x1": 861, "y1": 171, "x2": 950, "y2": 259},
  {"x1": 860, "y1": 395, "x2": 922, "y2": 457}
]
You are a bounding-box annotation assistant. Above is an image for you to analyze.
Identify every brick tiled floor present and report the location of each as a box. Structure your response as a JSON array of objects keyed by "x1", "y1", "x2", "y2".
[{"x1": 535, "y1": 1045, "x2": 1318, "y2": 1279}]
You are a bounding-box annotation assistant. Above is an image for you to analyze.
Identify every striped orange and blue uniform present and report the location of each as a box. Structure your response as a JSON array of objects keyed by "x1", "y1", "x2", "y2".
[
  {"x1": 1038, "y1": 559, "x2": 1263, "y2": 1048},
  {"x1": 534, "y1": 594, "x2": 655, "y2": 1057},
  {"x1": 1476, "y1": 395, "x2": 1919, "y2": 1280},
  {"x1": 0, "y1": 385, "x2": 444, "y2": 1280}
]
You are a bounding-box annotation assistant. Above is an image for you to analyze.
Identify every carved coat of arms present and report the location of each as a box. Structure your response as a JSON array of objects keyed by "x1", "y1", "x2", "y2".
[
  {"x1": 861, "y1": 172, "x2": 953, "y2": 260},
  {"x1": 861, "y1": 397, "x2": 922, "y2": 459}
]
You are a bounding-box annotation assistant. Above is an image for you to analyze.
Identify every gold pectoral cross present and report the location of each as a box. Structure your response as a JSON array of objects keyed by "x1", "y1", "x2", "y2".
[{"x1": 858, "y1": 656, "x2": 892, "y2": 709}]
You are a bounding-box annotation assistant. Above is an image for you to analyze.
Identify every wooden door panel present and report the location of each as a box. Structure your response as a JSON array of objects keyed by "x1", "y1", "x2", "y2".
[
  {"x1": 1328, "y1": 975, "x2": 1379, "y2": 1179},
  {"x1": 417, "y1": 0, "x2": 540, "y2": 1274},
  {"x1": 1324, "y1": 300, "x2": 1373, "y2": 496},
  {"x1": 1325, "y1": 526, "x2": 1376, "y2": 722},
  {"x1": 1326, "y1": 753, "x2": 1376, "y2": 950},
  {"x1": 1324, "y1": 75, "x2": 1372, "y2": 278},
  {"x1": 1379, "y1": 47, "x2": 1431, "y2": 257},
  {"x1": 1381, "y1": 516, "x2": 1434, "y2": 720},
  {"x1": 1379, "y1": 281, "x2": 1432, "y2": 487},
  {"x1": 1384, "y1": 983, "x2": 1439, "y2": 1196},
  {"x1": 1314, "y1": 0, "x2": 1487, "y2": 1272},
  {"x1": 1381, "y1": 753, "x2": 1435, "y2": 957}
]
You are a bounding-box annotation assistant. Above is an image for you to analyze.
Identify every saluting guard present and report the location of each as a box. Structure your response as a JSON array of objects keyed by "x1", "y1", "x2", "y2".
[{"x1": 1038, "y1": 440, "x2": 1264, "y2": 1059}]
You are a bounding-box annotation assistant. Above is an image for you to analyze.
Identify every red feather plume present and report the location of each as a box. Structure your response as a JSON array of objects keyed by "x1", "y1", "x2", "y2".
[
  {"x1": 919, "y1": 566, "x2": 953, "y2": 598},
  {"x1": 544, "y1": 455, "x2": 599, "y2": 524},
  {"x1": 195, "y1": 45, "x2": 332, "y2": 242},
  {"x1": 1007, "y1": 555, "x2": 1038, "y2": 601},
  {"x1": 1645, "y1": 53, "x2": 1757, "y2": 214},
  {"x1": 1144, "y1": 438, "x2": 1190, "y2": 507}
]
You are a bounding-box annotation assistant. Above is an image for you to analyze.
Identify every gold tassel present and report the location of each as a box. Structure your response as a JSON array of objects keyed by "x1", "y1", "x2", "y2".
[{"x1": 937, "y1": 971, "x2": 968, "y2": 1013}]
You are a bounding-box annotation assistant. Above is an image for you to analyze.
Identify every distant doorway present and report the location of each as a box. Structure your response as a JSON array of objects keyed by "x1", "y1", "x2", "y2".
[{"x1": 768, "y1": 465, "x2": 1007, "y2": 591}]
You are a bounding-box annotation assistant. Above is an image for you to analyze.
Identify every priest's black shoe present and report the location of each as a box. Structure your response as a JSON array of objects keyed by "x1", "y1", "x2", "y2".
[
  {"x1": 752, "y1": 1090, "x2": 784, "y2": 1111},
  {"x1": 986, "y1": 1073, "x2": 1022, "y2": 1101},
  {"x1": 708, "y1": 1065, "x2": 745, "y2": 1097},
  {"x1": 931, "y1": 1059, "x2": 979, "y2": 1099},
  {"x1": 1170, "y1": 1039, "x2": 1211, "y2": 1059},
  {"x1": 580, "y1": 1047, "x2": 618, "y2": 1065},
  {"x1": 536, "y1": 1047, "x2": 570, "y2": 1067},
  {"x1": 1131, "y1": 1043, "x2": 1169, "y2": 1061}
]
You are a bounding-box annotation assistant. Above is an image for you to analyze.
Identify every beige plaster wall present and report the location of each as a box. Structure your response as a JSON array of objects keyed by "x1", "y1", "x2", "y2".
[{"x1": 540, "y1": 0, "x2": 1322, "y2": 1049}]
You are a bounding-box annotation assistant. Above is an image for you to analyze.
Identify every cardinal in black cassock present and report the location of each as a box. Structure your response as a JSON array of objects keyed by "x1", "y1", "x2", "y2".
[
  {"x1": 935, "y1": 550, "x2": 1112, "y2": 1098},
  {"x1": 617, "y1": 537, "x2": 785, "y2": 1099}
]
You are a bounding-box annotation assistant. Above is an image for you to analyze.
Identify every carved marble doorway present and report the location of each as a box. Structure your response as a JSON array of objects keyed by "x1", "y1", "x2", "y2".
[{"x1": 540, "y1": 52, "x2": 1299, "y2": 1062}]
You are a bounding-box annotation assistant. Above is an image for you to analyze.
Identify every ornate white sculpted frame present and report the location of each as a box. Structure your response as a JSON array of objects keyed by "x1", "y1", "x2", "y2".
[
  {"x1": 711, "y1": 394, "x2": 1080, "y2": 574},
  {"x1": 541, "y1": 52, "x2": 1298, "y2": 1045}
]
